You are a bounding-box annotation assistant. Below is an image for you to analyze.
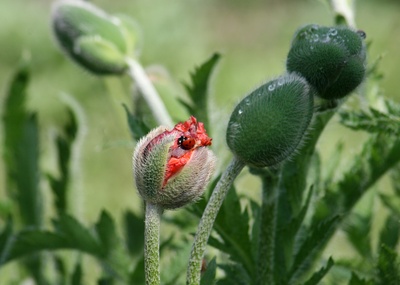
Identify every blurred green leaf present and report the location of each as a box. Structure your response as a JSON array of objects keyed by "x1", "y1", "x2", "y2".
[
  {"x1": 123, "y1": 210, "x2": 144, "y2": 257},
  {"x1": 123, "y1": 104, "x2": 150, "y2": 141},
  {"x1": 95, "y1": 210, "x2": 130, "y2": 279},
  {"x1": 0, "y1": 218, "x2": 13, "y2": 264},
  {"x1": 71, "y1": 261, "x2": 83, "y2": 285},
  {"x1": 377, "y1": 245, "x2": 400, "y2": 285},
  {"x1": 288, "y1": 216, "x2": 340, "y2": 283},
  {"x1": 379, "y1": 214, "x2": 400, "y2": 251},
  {"x1": 339, "y1": 99, "x2": 400, "y2": 136},
  {"x1": 216, "y1": 263, "x2": 250, "y2": 285},
  {"x1": 302, "y1": 257, "x2": 334, "y2": 285},
  {"x1": 348, "y1": 272, "x2": 373, "y2": 285},
  {"x1": 200, "y1": 257, "x2": 217, "y2": 285},
  {"x1": 181, "y1": 53, "x2": 221, "y2": 131},
  {"x1": 48, "y1": 108, "x2": 78, "y2": 217},
  {"x1": 343, "y1": 212, "x2": 372, "y2": 258},
  {"x1": 53, "y1": 255, "x2": 67, "y2": 285}
]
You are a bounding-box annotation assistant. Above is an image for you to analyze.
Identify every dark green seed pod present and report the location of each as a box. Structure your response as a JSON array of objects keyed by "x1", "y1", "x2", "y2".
[
  {"x1": 286, "y1": 24, "x2": 366, "y2": 100},
  {"x1": 226, "y1": 73, "x2": 314, "y2": 168}
]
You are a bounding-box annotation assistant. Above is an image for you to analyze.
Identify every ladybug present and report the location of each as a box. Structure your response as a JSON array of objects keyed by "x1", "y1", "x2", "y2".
[{"x1": 177, "y1": 136, "x2": 196, "y2": 150}]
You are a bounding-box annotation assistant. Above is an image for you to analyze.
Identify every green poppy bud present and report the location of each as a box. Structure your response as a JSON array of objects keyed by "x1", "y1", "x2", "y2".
[
  {"x1": 286, "y1": 24, "x2": 367, "y2": 100},
  {"x1": 133, "y1": 116, "x2": 216, "y2": 210},
  {"x1": 226, "y1": 74, "x2": 314, "y2": 168},
  {"x1": 51, "y1": 0, "x2": 139, "y2": 75}
]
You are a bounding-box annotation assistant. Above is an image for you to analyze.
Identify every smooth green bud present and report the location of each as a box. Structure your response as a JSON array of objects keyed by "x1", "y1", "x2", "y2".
[
  {"x1": 52, "y1": 0, "x2": 139, "y2": 75},
  {"x1": 226, "y1": 74, "x2": 314, "y2": 168},
  {"x1": 133, "y1": 117, "x2": 216, "y2": 210},
  {"x1": 286, "y1": 24, "x2": 366, "y2": 100}
]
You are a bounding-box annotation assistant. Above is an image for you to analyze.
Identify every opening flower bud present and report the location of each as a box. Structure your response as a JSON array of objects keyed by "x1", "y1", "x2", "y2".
[
  {"x1": 226, "y1": 73, "x2": 314, "y2": 168},
  {"x1": 51, "y1": 0, "x2": 139, "y2": 75},
  {"x1": 286, "y1": 24, "x2": 367, "y2": 100},
  {"x1": 133, "y1": 116, "x2": 216, "y2": 209}
]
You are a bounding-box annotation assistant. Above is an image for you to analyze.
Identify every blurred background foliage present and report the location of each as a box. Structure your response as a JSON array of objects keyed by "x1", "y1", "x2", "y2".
[{"x1": 0, "y1": 0, "x2": 399, "y2": 283}]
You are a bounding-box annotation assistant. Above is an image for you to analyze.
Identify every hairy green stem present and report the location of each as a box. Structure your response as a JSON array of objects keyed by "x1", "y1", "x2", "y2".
[
  {"x1": 145, "y1": 203, "x2": 162, "y2": 285},
  {"x1": 126, "y1": 58, "x2": 173, "y2": 127},
  {"x1": 187, "y1": 157, "x2": 245, "y2": 285},
  {"x1": 255, "y1": 169, "x2": 280, "y2": 285}
]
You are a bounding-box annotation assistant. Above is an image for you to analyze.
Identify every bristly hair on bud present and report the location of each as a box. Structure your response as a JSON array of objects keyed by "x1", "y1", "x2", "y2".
[
  {"x1": 286, "y1": 24, "x2": 367, "y2": 100},
  {"x1": 226, "y1": 73, "x2": 314, "y2": 168},
  {"x1": 133, "y1": 116, "x2": 216, "y2": 210}
]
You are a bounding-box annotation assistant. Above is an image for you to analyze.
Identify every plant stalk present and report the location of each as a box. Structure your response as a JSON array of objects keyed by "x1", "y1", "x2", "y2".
[
  {"x1": 126, "y1": 58, "x2": 173, "y2": 127},
  {"x1": 144, "y1": 203, "x2": 163, "y2": 285},
  {"x1": 255, "y1": 170, "x2": 280, "y2": 285},
  {"x1": 187, "y1": 156, "x2": 245, "y2": 285}
]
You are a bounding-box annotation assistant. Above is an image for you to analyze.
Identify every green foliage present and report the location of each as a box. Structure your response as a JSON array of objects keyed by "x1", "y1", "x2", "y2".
[
  {"x1": 339, "y1": 99, "x2": 400, "y2": 136},
  {"x1": 180, "y1": 53, "x2": 221, "y2": 131}
]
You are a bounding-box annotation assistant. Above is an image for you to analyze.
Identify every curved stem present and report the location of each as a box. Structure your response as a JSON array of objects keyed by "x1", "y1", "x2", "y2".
[
  {"x1": 126, "y1": 58, "x2": 173, "y2": 127},
  {"x1": 144, "y1": 203, "x2": 162, "y2": 285},
  {"x1": 255, "y1": 169, "x2": 280, "y2": 285},
  {"x1": 187, "y1": 157, "x2": 245, "y2": 285}
]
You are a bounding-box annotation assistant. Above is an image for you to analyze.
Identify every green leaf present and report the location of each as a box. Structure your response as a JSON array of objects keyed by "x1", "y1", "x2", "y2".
[
  {"x1": 0, "y1": 218, "x2": 13, "y2": 264},
  {"x1": 288, "y1": 216, "x2": 340, "y2": 283},
  {"x1": 343, "y1": 212, "x2": 372, "y2": 258},
  {"x1": 377, "y1": 245, "x2": 400, "y2": 285},
  {"x1": 71, "y1": 261, "x2": 83, "y2": 285},
  {"x1": 302, "y1": 257, "x2": 334, "y2": 285},
  {"x1": 181, "y1": 53, "x2": 221, "y2": 131},
  {"x1": 123, "y1": 104, "x2": 150, "y2": 141},
  {"x1": 217, "y1": 263, "x2": 250, "y2": 285},
  {"x1": 95, "y1": 210, "x2": 130, "y2": 279},
  {"x1": 211, "y1": 185, "x2": 255, "y2": 277},
  {"x1": 48, "y1": 108, "x2": 78, "y2": 217},
  {"x1": 348, "y1": 272, "x2": 373, "y2": 285},
  {"x1": 53, "y1": 255, "x2": 67, "y2": 285},
  {"x1": 123, "y1": 210, "x2": 144, "y2": 257},
  {"x1": 379, "y1": 214, "x2": 400, "y2": 252},
  {"x1": 339, "y1": 99, "x2": 400, "y2": 136},
  {"x1": 200, "y1": 257, "x2": 217, "y2": 285}
]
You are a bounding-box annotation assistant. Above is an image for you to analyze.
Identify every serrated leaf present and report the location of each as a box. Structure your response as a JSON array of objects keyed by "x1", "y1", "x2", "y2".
[
  {"x1": 379, "y1": 214, "x2": 400, "y2": 252},
  {"x1": 211, "y1": 185, "x2": 254, "y2": 276},
  {"x1": 289, "y1": 216, "x2": 340, "y2": 283},
  {"x1": 94, "y1": 211, "x2": 130, "y2": 279},
  {"x1": 181, "y1": 53, "x2": 221, "y2": 131},
  {"x1": 123, "y1": 104, "x2": 150, "y2": 141},
  {"x1": 48, "y1": 108, "x2": 78, "y2": 217},
  {"x1": 339, "y1": 99, "x2": 400, "y2": 136},
  {"x1": 377, "y1": 245, "x2": 400, "y2": 285},
  {"x1": 200, "y1": 257, "x2": 217, "y2": 285},
  {"x1": 302, "y1": 257, "x2": 334, "y2": 285},
  {"x1": 348, "y1": 272, "x2": 373, "y2": 285},
  {"x1": 343, "y1": 212, "x2": 372, "y2": 258}
]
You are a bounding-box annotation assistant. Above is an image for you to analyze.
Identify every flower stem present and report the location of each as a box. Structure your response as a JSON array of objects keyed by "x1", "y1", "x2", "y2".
[
  {"x1": 126, "y1": 58, "x2": 173, "y2": 127},
  {"x1": 144, "y1": 203, "x2": 162, "y2": 285},
  {"x1": 254, "y1": 169, "x2": 280, "y2": 285},
  {"x1": 187, "y1": 156, "x2": 245, "y2": 285}
]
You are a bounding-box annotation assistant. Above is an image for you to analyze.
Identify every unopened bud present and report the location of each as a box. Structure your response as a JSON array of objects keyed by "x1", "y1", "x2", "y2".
[
  {"x1": 51, "y1": 0, "x2": 139, "y2": 75},
  {"x1": 133, "y1": 116, "x2": 216, "y2": 209},
  {"x1": 286, "y1": 24, "x2": 366, "y2": 100},
  {"x1": 226, "y1": 74, "x2": 314, "y2": 168}
]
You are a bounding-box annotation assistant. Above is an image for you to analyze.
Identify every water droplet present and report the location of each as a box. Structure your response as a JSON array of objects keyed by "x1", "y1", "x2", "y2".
[
  {"x1": 328, "y1": 28, "x2": 338, "y2": 36},
  {"x1": 238, "y1": 109, "x2": 243, "y2": 115},
  {"x1": 277, "y1": 78, "x2": 285, "y2": 86},
  {"x1": 309, "y1": 25, "x2": 319, "y2": 32},
  {"x1": 357, "y1": 30, "x2": 366, "y2": 39},
  {"x1": 310, "y1": 46, "x2": 314, "y2": 50},
  {"x1": 245, "y1": 98, "x2": 251, "y2": 105},
  {"x1": 268, "y1": 84, "x2": 276, "y2": 91}
]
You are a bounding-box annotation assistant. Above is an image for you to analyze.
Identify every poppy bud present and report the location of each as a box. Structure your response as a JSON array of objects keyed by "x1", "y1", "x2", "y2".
[
  {"x1": 286, "y1": 24, "x2": 366, "y2": 100},
  {"x1": 226, "y1": 73, "x2": 314, "y2": 168},
  {"x1": 133, "y1": 116, "x2": 216, "y2": 209},
  {"x1": 51, "y1": 0, "x2": 139, "y2": 75}
]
